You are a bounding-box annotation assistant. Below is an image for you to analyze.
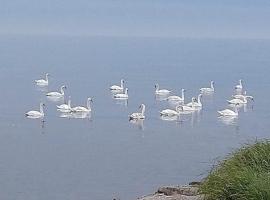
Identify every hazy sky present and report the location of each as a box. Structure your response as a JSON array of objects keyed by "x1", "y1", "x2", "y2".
[{"x1": 1, "y1": 0, "x2": 270, "y2": 38}]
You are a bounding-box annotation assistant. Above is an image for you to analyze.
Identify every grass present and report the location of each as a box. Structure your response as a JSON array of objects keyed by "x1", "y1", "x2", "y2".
[{"x1": 199, "y1": 140, "x2": 270, "y2": 200}]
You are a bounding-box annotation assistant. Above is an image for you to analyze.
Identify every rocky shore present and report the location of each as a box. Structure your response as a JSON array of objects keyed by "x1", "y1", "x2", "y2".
[{"x1": 137, "y1": 183, "x2": 203, "y2": 200}]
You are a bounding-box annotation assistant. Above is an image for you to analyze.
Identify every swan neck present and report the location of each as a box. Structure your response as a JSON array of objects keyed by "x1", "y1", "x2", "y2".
[
  {"x1": 198, "y1": 95, "x2": 201, "y2": 104},
  {"x1": 61, "y1": 87, "x2": 65, "y2": 95},
  {"x1": 40, "y1": 103, "x2": 44, "y2": 114},
  {"x1": 46, "y1": 74, "x2": 49, "y2": 81},
  {"x1": 68, "y1": 99, "x2": 71, "y2": 108},
  {"x1": 155, "y1": 84, "x2": 159, "y2": 91},
  {"x1": 87, "y1": 99, "x2": 91, "y2": 110},
  {"x1": 141, "y1": 105, "x2": 145, "y2": 115},
  {"x1": 121, "y1": 80, "x2": 124, "y2": 88},
  {"x1": 182, "y1": 90, "x2": 185, "y2": 100},
  {"x1": 211, "y1": 82, "x2": 214, "y2": 89}
]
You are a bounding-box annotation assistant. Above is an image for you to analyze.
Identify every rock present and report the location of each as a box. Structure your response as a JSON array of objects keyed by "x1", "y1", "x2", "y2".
[{"x1": 137, "y1": 185, "x2": 203, "y2": 200}]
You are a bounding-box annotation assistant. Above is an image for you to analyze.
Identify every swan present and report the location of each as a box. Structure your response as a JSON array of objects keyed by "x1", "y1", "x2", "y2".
[
  {"x1": 167, "y1": 89, "x2": 185, "y2": 102},
  {"x1": 155, "y1": 84, "x2": 171, "y2": 95},
  {"x1": 160, "y1": 105, "x2": 182, "y2": 116},
  {"x1": 25, "y1": 103, "x2": 45, "y2": 118},
  {"x1": 35, "y1": 73, "x2": 49, "y2": 86},
  {"x1": 114, "y1": 88, "x2": 128, "y2": 99},
  {"x1": 129, "y1": 104, "x2": 146, "y2": 120},
  {"x1": 227, "y1": 96, "x2": 248, "y2": 104},
  {"x1": 232, "y1": 91, "x2": 254, "y2": 101},
  {"x1": 218, "y1": 107, "x2": 238, "y2": 116},
  {"x1": 46, "y1": 85, "x2": 66, "y2": 97},
  {"x1": 110, "y1": 79, "x2": 124, "y2": 91},
  {"x1": 235, "y1": 79, "x2": 243, "y2": 90},
  {"x1": 57, "y1": 96, "x2": 72, "y2": 112},
  {"x1": 186, "y1": 94, "x2": 202, "y2": 107},
  {"x1": 200, "y1": 81, "x2": 214, "y2": 93},
  {"x1": 72, "y1": 97, "x2": 93, "y2": 112}
]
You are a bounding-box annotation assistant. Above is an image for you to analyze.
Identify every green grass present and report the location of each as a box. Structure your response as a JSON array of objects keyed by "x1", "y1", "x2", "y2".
[{"x1": 200, "y1": 140, "x2": 270, "y2": 200}]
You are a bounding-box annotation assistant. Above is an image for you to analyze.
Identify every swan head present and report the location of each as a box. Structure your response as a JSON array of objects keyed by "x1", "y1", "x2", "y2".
[
  {"x1": 181, "y1": 89, "x2": 186, "y2": 92},
  {"x1": 87, "y1": 97, "x2": 93, "y2": 102},
  {"x1": 40, "y1": 102, "x2": 45, "y2": 107},
  {"x1": 239, "y1": 79, "x2": 242, "y2": 84},
  {"x1": 155, "y1": 84, "x2": 159, "y2": 89},
  {"x1": 61, "y1": 85, "x2": 67, "y2": 90},
  {"x1": 46, "y1": 73, "x2": 50, "y2": 76}
]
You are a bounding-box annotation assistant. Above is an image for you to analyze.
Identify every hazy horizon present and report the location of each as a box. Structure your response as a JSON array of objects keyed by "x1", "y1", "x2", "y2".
[{"x1": 1, "y1": 0, "x2": 270, "y2": 39}]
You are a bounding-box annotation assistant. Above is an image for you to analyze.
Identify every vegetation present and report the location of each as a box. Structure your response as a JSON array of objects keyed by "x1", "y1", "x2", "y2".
[{"x1": 200, "y1": 140, "x2": 270, "y2": 200}]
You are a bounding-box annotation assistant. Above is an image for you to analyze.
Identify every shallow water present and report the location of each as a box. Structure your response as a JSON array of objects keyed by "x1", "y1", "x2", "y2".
[{"x1": 0, "y1": 35, "x2": 269, "y2": 200}]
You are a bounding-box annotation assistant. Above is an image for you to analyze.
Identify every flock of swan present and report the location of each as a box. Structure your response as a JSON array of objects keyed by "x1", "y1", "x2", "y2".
[{"x1": 25, "y1": 74, "x2": 254, "y2": 123}]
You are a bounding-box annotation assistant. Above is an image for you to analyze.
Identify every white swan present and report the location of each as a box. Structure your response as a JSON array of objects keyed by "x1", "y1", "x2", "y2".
[
  {"x1": 72, "y1": 97, "x2": 92, "y2": 112},
  {"x1": 227, "y1": 96, "x2": 248, "y2": 104},
  {"x1": 155, "y1": 84, "x2": 171, "y2": 95},
  {"x1": 235, "y1": 79, "x2": 243, "y2": 90},
  {"x1": 167, "y1": 89, "x2": 185, "y2": 102},
  {"x1": 129, "y1": 104, "x2": 146, "y2": 120},
  {"x1": 46, "y1": 85, "x2": 66, "y2": 97},
  {"x1": 232, "y1": 91, "x2": 254, "y2": 101},
  {"x1": 186, "y1": 94, "x2": 202, "y2": 107},
  {"x1": 110, "y1": 79, "x2": 124, "y2": 91},
  {"x1": 57, "y1": 96, "x2": 72, "y2": 112},
  {"x1": 160, "y1": 105, "x2": 182, "y2": 116},
  {"x1": 200, "y1": 81, "x2": 214, "y2": 93},
  {"x1": 218, "y1": 107, "x2": 238, "y2": 116},
  {"x1": 25, "y1": 103, "x2": 45, "y2": 118},
  {"x1": 35, "y1": 73, "x2": 49, "y2": 86},
  {"x1": 114, "y1": 88, "x2": 128, "y2": 99}
]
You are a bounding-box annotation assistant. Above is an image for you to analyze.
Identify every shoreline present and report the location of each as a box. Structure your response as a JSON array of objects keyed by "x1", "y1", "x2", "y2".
[{"x1": 137, "y1": 183, "x2": 203, "y2": 200}]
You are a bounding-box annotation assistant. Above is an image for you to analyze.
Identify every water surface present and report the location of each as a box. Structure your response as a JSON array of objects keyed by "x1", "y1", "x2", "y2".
[{"x1": 0, "y1": 35, "x2": 269, "y2": 200}]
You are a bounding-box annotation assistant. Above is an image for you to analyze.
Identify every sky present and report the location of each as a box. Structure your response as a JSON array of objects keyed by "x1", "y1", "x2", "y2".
[{"x1": 1, "y1": 0, "x2": 270, "y2": 38}]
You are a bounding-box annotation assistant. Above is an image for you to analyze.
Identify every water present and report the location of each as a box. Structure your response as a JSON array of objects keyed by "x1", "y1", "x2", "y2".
[{"x1": 0, "y1": 35, "x2": 270, "y2": 200}]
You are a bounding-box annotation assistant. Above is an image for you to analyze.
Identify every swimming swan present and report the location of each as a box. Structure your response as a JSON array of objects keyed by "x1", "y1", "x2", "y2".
[
  {"x1": 160, "y1": 105, "x2": 182, "y2": 116},
  {"x1": 110, "y1": 79, "x2": 124, "y2": 91},
  {"x1": 186, "y1": 94, "x2": 202, "y2": 107},
  {"x1": 200, "y1": 81, "x2": 214, "y2": 93},
  {"x1": 114, "y1": 88, "x2": 128, "y2": 99},
  {"x1": 57, "y1": 96, "x2": 72, "y2": 112},
  {"x1": 227, "y1": 96, "x2": 250, "y2": 105},
  {"x1": 218, "y1": 107, "x2": 238, "y2": 116},
  {"x1": 235, "y1": 79, "x2": 243, "y2": 90},
  {"x1": 155, "y1": 84, "x2": 171, "y2": 95},
  {"x1": 46, "y1": 85, "x2": 66, "y2": 97},
  {"x1": 72, "y1": 97, "x2": 93, "y2": 112},
  {"x1": 167, "y1": 89, "x2": 185, "y2": 102},
  {"x1": 25, "y1": 103, "x2": 45, "y2": 118},
  {"x1": 129, "y1": 104, "x2": 146, "y2": 120},
  {"x1": 232, "y1": 91, "x2": 254, "y2": 101},
  {"x1": 35, "y1": 73, "x2": 49, "y2": 86}
]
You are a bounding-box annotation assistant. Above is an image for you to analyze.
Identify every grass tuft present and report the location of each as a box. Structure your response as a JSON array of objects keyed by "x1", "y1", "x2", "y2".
[{"x1": 200, "y1": 140, "x2": 270, "y2": 200}]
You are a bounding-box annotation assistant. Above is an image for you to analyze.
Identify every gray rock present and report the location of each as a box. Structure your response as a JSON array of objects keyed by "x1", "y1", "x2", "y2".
[{"x1": 137, "y1": 185, "x2": 203, "y2": 200}]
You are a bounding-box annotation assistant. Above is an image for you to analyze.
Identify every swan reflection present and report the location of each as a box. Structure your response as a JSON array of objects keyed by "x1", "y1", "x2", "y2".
[
  {"x1": 129, "y1": 119, "x2": 144, "y2": 130},
  {"x1": 218, "y1": 116, "x2": 238, "y2": 126},
  {"x1": 60, "y1": 112, "x2": 92, "y2": 119}
]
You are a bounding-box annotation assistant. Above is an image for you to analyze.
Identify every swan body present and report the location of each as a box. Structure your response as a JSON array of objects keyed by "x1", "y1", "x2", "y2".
[
  {"x1": 129, "y1": 104, "x2": 145, "y2": 120},
  {"x1": 200, "y1": 81, "x2": 214, "y2": 93},
  {"x1": 114, "y1": 88, "x2": 128, "y2": 99},
  {"x1": 35, "y1": 73, "x2": 49, "y2": 86},
  {"x1": 46, "y1": 85, "x2": 66, "y2": 97},
  {"x1": 235, "y1": 79, "x2": 243, "y2": 90},
  {"x1": 72, "y1": 98, "x2": 92, "y2": 112},
  {"x1": 180, "y1": 105, "x2": 197, "y2": 112},
  {"x1": 186, "y1": 94, "x2": 202, "y2": 107},
  {"x1": 25, "y1": 103, "x2": 45, "y2": 118},
  {"x1": 232, "y1": 91, "x2": 254, "y2": 101},
  {"x1": 167, "y1": 89, "x2": 185, "y2": 102},
  {"x1": 57, "y1": 97, "x2": 72, "y2": 112},
  {"x1": 110, "y1": 79, "x2": 124, "y2": 91},
  {"x1": 218, "y1": 107, "x2": 238, "y2": 116},
  {"x1": 160, "y1": 105, "x2": 182, "y2": 116},
  {"x1": 155, "y1": 84, "x2": 171, "y2": 95},
  {"x1": 227, "y1": 97, "x2": 247, "y2": 104}
]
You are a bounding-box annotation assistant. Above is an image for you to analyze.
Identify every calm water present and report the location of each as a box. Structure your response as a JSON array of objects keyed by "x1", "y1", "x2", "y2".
[{"x1": 0, "y1": 35, "x2": 270, "y2": 200}]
